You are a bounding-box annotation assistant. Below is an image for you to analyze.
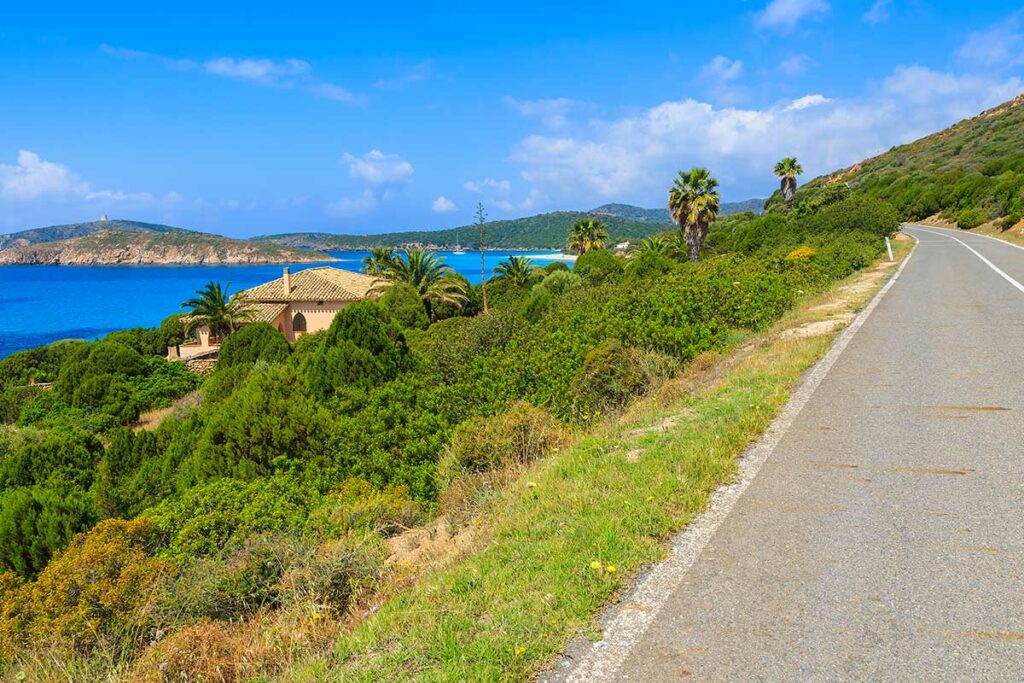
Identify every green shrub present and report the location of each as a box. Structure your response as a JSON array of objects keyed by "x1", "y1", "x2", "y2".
[
  {"x1": 147, "y1": 475, "x2": 319, "y2": 559},
  {"x1": 955, "y1": 206, "x2": 987, "y2": 229},
  {"x1": 0, "y1": 486, "x2": 98, "y2": 578},
  {"x1": 535, "y1": 269, "x2": 582, "y2": 296},
  {"x1": 304, "y1": 301, "x2": 413, "y2": 399},
  {"x1": 569, "y1": 339, "x2": 650, "y2": 418},
  {"x1": 187, "y1": 365, "x2": 334, "y2": 484},
  {"x1": 574, "y1": 249, "x2": 624, "y2": 284},
  {"x1": 437, "y1": 401, "x2": 568, "y2": 484},
  {"x1": 543, "y1": 261, "x2": 569, "y2": 273},
  {"x1": 216, "y1": 322, "x2": 291, "y2": 369},
  {"x1": 521, "y1": 287, "x2": 553, "y2": 323},
  {"x1": 381, "y1": 282, "x2": 430, "y2": 330}
]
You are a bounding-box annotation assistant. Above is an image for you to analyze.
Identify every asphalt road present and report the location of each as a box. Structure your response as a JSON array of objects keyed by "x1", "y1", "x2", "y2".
[{"x1": 559, "y1": 225, "x2": 1024, "y2": 682}]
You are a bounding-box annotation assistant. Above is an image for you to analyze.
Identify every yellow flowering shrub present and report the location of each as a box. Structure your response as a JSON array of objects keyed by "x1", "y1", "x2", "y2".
[
  {"x1": 785, "y1": 245, "x2": 817, "y2": 261},
  {"x1": 0, "y1": 518, "x2": 171, "y2": 657}
]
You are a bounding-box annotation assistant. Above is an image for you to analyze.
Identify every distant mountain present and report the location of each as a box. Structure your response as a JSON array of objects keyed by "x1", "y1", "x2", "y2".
[
  {"x1": 789, "y1": 93, "x2": 1024, "y2": 227},
  {"x1": 254, "y1": 210, "x2": 678, "y2": 251},
  {"x1": 589, "y1": 199, "x2": 765, "y2": 223},
  {"x1": 0, "y1": 228, "x2": 335, "y2": 265},
  {"x1": 0, "y1": 218, "x2": 190, "y2": 249}
]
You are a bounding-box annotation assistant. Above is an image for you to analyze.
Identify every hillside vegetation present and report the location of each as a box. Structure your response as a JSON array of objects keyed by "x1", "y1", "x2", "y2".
[
  {"x1": 255, "y1": 209, "x2": 676, "y2": 251},
  {"x1": 0, "y1": 219, "x2": 189, "y2": 249},
  {"x1": 0, "y1": 229, "x2": 335, "y2": 265},
  {"x1": 0, "y1": 189, "x2": 898, "y2": 680},
  {"x1": 590, "y1": 199, "x2": 764, "y2": 223},
  {"x1": 775, "y1": 93, "x2": 1024, "y2": 229}
]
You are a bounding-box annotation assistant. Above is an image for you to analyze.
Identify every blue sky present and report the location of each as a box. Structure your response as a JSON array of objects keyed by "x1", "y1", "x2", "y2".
[{"x1": 1, "y1": 1, "x2": 1023, "y2": 236}]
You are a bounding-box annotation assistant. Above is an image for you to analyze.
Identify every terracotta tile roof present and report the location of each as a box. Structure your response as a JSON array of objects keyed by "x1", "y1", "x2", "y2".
[
  {"x1": 245, "y1": 302, "x2": 288, "y2": 323},
  {"x1": 237, "y1": 267, "x2": 383, "y2": 303}
]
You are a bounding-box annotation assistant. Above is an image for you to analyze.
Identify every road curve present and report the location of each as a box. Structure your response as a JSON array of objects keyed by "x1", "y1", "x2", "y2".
[{"x1": 558, "y1": 224, "x2": 1024, "y2": 682}]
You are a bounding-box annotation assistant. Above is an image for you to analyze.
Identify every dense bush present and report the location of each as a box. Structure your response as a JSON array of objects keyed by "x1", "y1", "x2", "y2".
[
  {"x1": 381, "y1": 282, "x2": 430, "y2": 330},
  {"x1": 186, "y1": 365, "x2": 334, "y2": 485},
  {"x1": 0, "y1": 486, "x2": 97, "y2": 578},
  {"x1": 304, "y1": 301, "x2": 413, "y2": 399},
  {"x1": 573, "y1": 249, "x2": 624, "y2": 284},
  {"x1": 216, "y1": 322, "x2": 291, "y2": 369},
  {"x1": 569, "y1": 340, "x2": 652, "y2": 417}
]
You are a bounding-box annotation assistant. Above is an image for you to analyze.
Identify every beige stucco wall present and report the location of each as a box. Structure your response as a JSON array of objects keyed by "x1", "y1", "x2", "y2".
[{"x1": 287, "y1": 300, "x2": 350, "y2": 340}]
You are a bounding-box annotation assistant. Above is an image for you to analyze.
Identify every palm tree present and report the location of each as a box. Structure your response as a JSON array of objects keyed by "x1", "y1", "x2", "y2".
[
  {"x1": 181, "y1": 281, "x2": 253, "y2": 340},
  {"x1": 493, "y1": 255, "x2": 538, "y2": 287},
  {"x1": 774, "y1": 157, "x2": 803, "y2": 212},
  {"x1": 377, "y1": 247, "x2": 467, "y2": 320},
  {"x1": 668, "y1": 167, "x2": 721, "y2": 262},
  {"x1": 362, "y1": 247, "x2": 397, "y2": 276},
  {"x1": 567, "y1": 218, "x2": 609, "y2": 255},
  {"x1": 630, "y1": 235, "x2": 670, "y2": 259}
]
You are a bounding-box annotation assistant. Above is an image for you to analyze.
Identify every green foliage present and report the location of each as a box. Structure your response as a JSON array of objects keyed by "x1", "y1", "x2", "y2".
[
  {"x1": 573, "y1": 249, "x2": 624, "y2": 284},
  {"x1": 216, "y1": 322, "x2": 291, "y2": 369},
  {"x1": 381, "y1": 282, "x2": 430, "y2": 330},
  {"x1": 0, "y1": 486, "x2": 97, "y2": 578},
  {"x1": 534, "y1": 269, "x2": 582, "y2": 297},
  {"x1": 437, "y1": 401, "x2": 567, "y2": 486},
  {"x1": 304, "y1": 301, "x2": 413, "y2": 399},
  {"x1": 187, "y1": 365, "x2": 333, "y2": 485},
  {"x1": 147, "y1": 475, "x2": 320, "y2": 559},
  {"x1": 569, "y1": 340, "x2": 652, "y2": 418}
]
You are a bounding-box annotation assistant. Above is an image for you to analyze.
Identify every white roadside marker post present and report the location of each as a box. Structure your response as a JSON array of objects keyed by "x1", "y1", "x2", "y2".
[{"x1": 885, "y1": 236, "x2": 894, "y2": 262}]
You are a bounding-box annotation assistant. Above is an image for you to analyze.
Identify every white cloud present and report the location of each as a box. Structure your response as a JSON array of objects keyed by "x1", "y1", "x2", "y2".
[
  {"x1": 0, "y1": 150, "x2": 153, "y2": 205},
  {"x1": 957, "y1": 14, "x2": 1024, "y2": 68},
  {"x1": 432, "y1": 195, "x2": 457, "y2": 213},
  {"x1": 509, "y1": 67, "x2": 1022, "y2": 203},
  {"x1": 756, "y1": 0, "x2": 830, "y2": 30},
  {"x1": 325, "y1": 190, "x2": 377, "y2": 217},
  {"x1": 502, "y1": 96, "x2": 590, "y2": 128},
  {"x1": 203, "y1": 57, "x2": 310, "y2": 83},
  {"x1": 863, "y1": 0, "x2": 891, "y2": 24},
  {"x1": 699, "y1": 56, "x2": 743, "y2": 83},
  {"x1": 464, "y1": 178, "x2": 512, "y2": 195},
  {"x1": 779, "y1": 54, "x2": 812, "y2": 76},
  {"x1": 341, "y1": 150, "x2": 414, "y2": 184},
  {"x1": 785, "y1": 94, "x2": 832, "y2": 110},
  {"x1": 0, "y1": 150, "x2": 88, "y2": 200},
  {"x1": 375, "y1": 60, "x2": 433, "y2": 90},
  {"x1": 103, "y1": 45, "x2": 362, "y2": 103}
]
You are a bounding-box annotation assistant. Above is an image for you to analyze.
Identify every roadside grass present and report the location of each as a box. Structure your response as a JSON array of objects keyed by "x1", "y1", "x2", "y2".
[{"x1": 282, "y1": 242, "x2": 910, "y2": 682}]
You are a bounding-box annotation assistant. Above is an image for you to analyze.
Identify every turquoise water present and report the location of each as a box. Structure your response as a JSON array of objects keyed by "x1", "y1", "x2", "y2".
[{"x1": 0, "y1": 250, "x2": 570, "y2": 358}]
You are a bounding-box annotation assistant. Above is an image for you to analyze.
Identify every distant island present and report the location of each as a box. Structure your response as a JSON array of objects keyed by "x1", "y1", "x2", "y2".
[{"x1": 0, "y1": 219, "x2": 335, "y2": 265}]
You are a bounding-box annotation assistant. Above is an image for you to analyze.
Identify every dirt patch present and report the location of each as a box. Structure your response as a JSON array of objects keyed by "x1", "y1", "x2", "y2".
[
  {"x1": 779, "y1": 317, "x2": 852, "y2": 339},
  {"x1": 134, "y1": 391, "x2": 202, "y2": 432},
  {"x1": 385, "y1": 515, "x2": 482, "y2": 571}
]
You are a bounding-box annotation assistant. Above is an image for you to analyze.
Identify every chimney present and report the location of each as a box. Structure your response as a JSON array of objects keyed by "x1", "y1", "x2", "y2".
[{"x1": 283, "y1": 267, "x2": 292, "y2": 297}]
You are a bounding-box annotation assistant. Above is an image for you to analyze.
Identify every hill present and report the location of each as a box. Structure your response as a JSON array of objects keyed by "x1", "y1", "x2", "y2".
[
  {"x1": 0, "y1": 229, "x2": 335, "y2": 265},
  {"x1": 589, "y1": 198, "x2": 765, "y2": 223},
  {"x1": 0, "y1": 218, "x2": 189, "y2": 249},
  {"x1": 254, "y1": 210, "x2": 677, "y2": 251},
  {"x1": 788, "y1": 93, "x2": 1024, "y2": 228}
]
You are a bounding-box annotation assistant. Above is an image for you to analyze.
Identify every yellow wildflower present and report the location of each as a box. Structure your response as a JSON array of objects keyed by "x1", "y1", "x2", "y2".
[
  {"x1": 590, "y1": 560, "x2": 602, "y2": 570},
  {"x1": 515, "y1": 646, "x2": 526, "y2": 655},
  {"x1": 606, "y1": 565, "x2": 617, "y2": 574}
]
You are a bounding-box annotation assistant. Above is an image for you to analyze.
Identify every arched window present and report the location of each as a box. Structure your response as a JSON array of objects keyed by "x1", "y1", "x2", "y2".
[{"x1": 292, "y1": 312, "x2": 307, "y2": 332}]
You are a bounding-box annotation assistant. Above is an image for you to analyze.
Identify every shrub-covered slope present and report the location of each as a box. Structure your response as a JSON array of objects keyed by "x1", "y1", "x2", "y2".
[
  {"x1": 775, "y1": 93, "x2": 1024, "y2": 228},
  {"x1": 0, "y1": 197, "x2": 898, "y2": 680}
]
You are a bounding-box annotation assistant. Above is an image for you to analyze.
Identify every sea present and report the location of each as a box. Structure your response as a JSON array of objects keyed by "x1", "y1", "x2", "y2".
[{"x1": 0, "y1": 250, "x2": 573, "y2": 359}]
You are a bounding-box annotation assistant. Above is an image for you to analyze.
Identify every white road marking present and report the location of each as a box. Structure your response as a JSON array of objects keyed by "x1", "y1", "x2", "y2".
[
  {"x1": 907, "y1": 225, "x2": 1024, "y2": 295},
  {"x1": 550, "y1": 238, "x2": 919, "y2": 683},
  {"x1": 904, "y1": 222, "x2": 1024, "y2": 253}
]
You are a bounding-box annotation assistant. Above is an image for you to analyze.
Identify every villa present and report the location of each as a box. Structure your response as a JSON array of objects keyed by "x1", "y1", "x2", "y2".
[{"x1": 170, "y1": 266, "x2": 384, "y2": 360}]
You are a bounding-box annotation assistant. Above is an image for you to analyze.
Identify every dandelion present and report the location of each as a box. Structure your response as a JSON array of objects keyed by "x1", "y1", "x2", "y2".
[
  {"x1": 515, "y1": 646, "x2": 526, "y2": 655},
  {"x1": 606, "y1": 565, "x2": 617, "y2": 574},
  {"x1": 590, "y1": 560, "x2": 602, "y2": 570}
]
